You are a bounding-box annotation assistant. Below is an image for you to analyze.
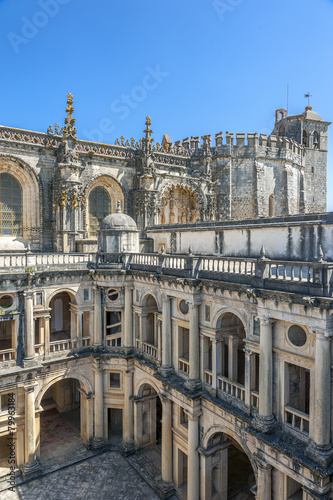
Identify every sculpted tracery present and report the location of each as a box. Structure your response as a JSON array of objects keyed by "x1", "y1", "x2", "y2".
[{"x1": 160, "y1": 185, "x2": 201, "y2": 224}]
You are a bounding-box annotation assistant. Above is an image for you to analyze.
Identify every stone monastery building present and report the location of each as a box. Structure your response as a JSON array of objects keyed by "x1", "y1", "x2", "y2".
[{"x1": 0, "y1": 94, "x2": 332, "y2": 499}]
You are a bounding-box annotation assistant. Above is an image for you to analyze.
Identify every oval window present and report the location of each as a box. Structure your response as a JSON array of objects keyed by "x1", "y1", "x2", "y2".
[
  {"x1": 0, "y1": 295, "x2": 13, "y2": 309},
  {"x1": 108, "y1": 289, "x2": 119, "y2": 301},
  {"x1": 288, "y1": 325, "x2": 307, "y2": 347},
  {"x1": 179, "y1": 300, "x2": 189, "y2": 315}
]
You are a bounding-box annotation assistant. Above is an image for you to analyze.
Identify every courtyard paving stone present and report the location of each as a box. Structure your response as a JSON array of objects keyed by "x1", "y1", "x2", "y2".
[{"x1": 1, "y1": 451, "x2": 160, "y2": 500}]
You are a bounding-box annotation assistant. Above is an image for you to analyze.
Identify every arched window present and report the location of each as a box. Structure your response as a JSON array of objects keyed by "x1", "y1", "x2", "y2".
[
  {"x1": 0, "y1": 173, "x2": 22, "y2": 236},
  {"x1": 279, "y1": 124, "x2": 285, "y2": 137},
  {"x1": 313, "y1": 131, "x2": 320, "y2": 149},
  {"x1": 269, "y1": 195, "x2": 275, "y2": 217},
  {"x1": 302, "y1": 130, "x2": 309, "y2": 147},
  {"x1": 88, "y1": 186, "x2": 111, "y2": 237}
]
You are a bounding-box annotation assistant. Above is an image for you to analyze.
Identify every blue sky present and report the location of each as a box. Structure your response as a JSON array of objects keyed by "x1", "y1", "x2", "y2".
[{"x1": 0, "y1": 0, "x2": 333, "y2": 209}]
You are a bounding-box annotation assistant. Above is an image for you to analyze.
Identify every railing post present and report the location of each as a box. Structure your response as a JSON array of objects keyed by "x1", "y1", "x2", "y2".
[
  {"x1": 255, "y1": 259, "x2": 270, "y2": 280},
  {"x1": 191, "y1": 256, "x2": 201, "y2": 278}
]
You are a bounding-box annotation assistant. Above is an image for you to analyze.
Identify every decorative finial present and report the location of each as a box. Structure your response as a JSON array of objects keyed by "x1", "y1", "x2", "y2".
[
  {"x1": 116, "y1": 200, "x2": 122, "y2": 213},
  {"x1": 64, "y1": 92, "x2": 77, "y2": 138},
  {"x1": 160, "y1": 245, "x2": 165, "y2": 254},
  {"x1": 188, "y1": 245, "x2": 193, "y2": 256},
  {"x1": 260, "y1": 245, "x2": 266, "y2": 259},
  {"x1": 143, "y1": 116, "x2": 154, "y2": 150}
]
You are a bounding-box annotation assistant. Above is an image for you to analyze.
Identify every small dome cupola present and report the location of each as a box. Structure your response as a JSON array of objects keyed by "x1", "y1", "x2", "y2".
[{"x1": 98, "y1": 201, "x2": 139, "y2": 253}]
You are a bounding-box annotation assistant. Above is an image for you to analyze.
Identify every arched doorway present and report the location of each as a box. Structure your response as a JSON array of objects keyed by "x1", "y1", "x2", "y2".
[
  {"x1": 38, "y1": 378, "x2": 87, "y2": 465},
  {"x1": 135, "y1": 383, "x2": 162, "y2": 448},
  {"x1": 49, "y1": 292, "x2": 73, "y2": 345},
  {"x1": 216, "y1": 313, "x2": 246, "y2": 386},
  {"x1": 141, "y1": 295, "x2": 159, "y2": 358},
  {"x1": 203, "y1": 432, "x2": 256, "y2": 499}
]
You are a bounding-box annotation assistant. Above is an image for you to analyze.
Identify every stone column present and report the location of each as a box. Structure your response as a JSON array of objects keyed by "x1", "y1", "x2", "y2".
[
  {"x1": 157, "y1": 319, "x2": 162, "y2": 365},
  {"x1": 244, "y1": 347, "x2": 252, "y2": 408},
  {"x1": 256, "y1": 460, "x2": 272, "y2": 500},
  {"x1": 23, "y1": 291, "x2": 35, "y2": 364},
  {"x1": 161, "y1": 295, "x2": 172, "y2": 375},
  {"x1": 93, "y1": 286, "x2": 102, "y2": 345},
  {"x1": 161, "y1": 396, "x2": 173, "y2": 484},
  {"x1": 187, "y1": 413, "x2": 200, "y2": 500},
  {"x1": 211, "y1": 339, "x2": 219, "y2": 391},
  {"x1": 44, "y1": 315, "x2": 50, "y2": 356},
  {"x1": 228, "y1": 335, "x2": 238, "y2": 381},
  {"x1": 39, "y1": 318, "x2": 45, "y2": 347},
  {"x1": 141, "y1": 313, "x2": 148, "y2": 346},
  {"x1": 306, "y1": 330, "x2": 332, "y2": 465},
  {"x1": 200, "y1": 335, "x2": 205, "y2": 383},
  {"x1": 185, "y1": 302, "x2": 201, "y2": 391},
  {"x1": 220, "y1": 446, "x2": 228, "y2": 500},
  {"x1": 70, "y1": 308, "x2": 76, "y2": 341},
  {"x1": 76, "y1": 311, "x2": 83, "y2": 348},
  {"x1": 122, "y1": 368, "x2": 134, "y2": 455},
  {"x1": 92, "y1": 365, "x2": 105, "y2": 448},
  {"x1": 89, "y1": 309, "x2": 94, "y2": 339},
  {"x1": 255, "y1": 317, "x2": 275, "y2": 432},
  {"x1": 21, "y1": 384, "x2": 40, "y2": 478},
  {"x1": 124, "y1": 286, "x2": 133, "y2": 351}
]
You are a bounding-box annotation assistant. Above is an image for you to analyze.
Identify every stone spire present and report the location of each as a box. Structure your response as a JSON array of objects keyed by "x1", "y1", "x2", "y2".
[
  {"x1": 63, "y1": 93, "x2": 77, "y2": 138},
  {"x1": 143, "y1": 116, "x2": 154, "y2": 151}
]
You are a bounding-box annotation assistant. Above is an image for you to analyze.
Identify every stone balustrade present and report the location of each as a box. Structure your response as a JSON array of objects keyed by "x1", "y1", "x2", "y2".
[
  {"x1": 49, "y1": 339, "x2": 78, "y2": 353},
  {"x1": 0, "y1": 252, "x2": 96, "y2": 273},
  {"x1": 1, "y1": 250, "x2": 331, "y2": 297},
  {"x1": 0, "y1": 348, "x2": 16, "y2": 362},
  {"x1": 284, "y1": 406, "x2": 310, "y2": 435},
  {"x1": 142, "y1": 341, "x2": 158, "y2": 358},
  {"x1": 178, "y1": 357, "x2": 190, "y2": 375},
  {"x1": 217, "y1": 375, "x2": 245, "y2": 403}
]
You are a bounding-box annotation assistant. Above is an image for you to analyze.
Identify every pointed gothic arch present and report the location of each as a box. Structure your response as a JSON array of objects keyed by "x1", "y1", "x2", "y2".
[
  {"x1": 0, "y1": 155, "x2": 42, "y2": 248},
  {"x1": 85, "y1": 175, "x2": 124, "y2": 238}
]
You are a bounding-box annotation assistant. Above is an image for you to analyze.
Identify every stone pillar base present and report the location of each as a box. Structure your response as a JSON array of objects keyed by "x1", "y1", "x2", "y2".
[
  {"x1": 91, "y1": 437, "x2": 107, "y2": 450},
  {"x1": 253, "y1": 413, "x2": 276, "y2": 434},
  {"x1": 159, "y1": 365, "x2": 173, "y2": 378},
  {"x1": 158, "y1": 480, "x2": 176, "y2": 499},
  {"x1": 184, "y1": 378, "x2": 202, "y2": 393},
  {"x1": 305, "y1": 441, "x2": 333, "y2": 467},
  {"x1": 121, "y1": 440, "x2": 135, "y2": 457},
  {"x1": 22, "y1": 358, "x2": 40, "y2": 368},
  {"x1": 21, "y1": 460, "x2": 41, "y2": 480}
]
